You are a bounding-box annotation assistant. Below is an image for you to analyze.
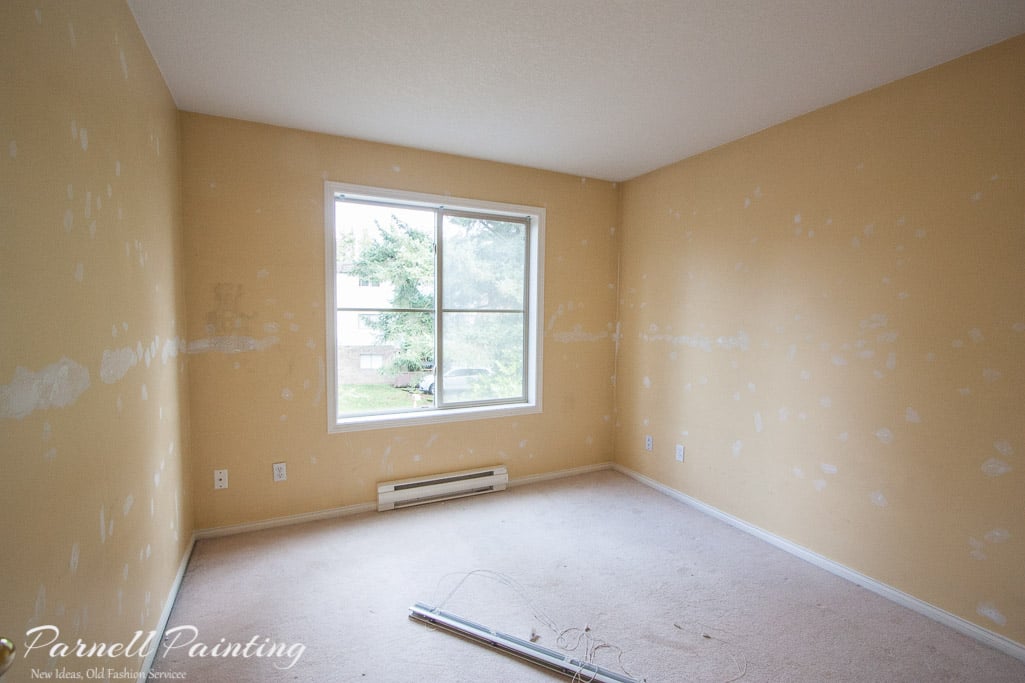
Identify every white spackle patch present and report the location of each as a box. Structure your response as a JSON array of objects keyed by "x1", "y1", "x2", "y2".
[
  {"x1": 778, "y1": 406, "x2": 790, "y2": 422},
  {"x1": 519, "y1": 439, "x2": 528, "y2": 449},
  {"x1": 875, "y1": 428, "x2": 893, "y2": 445},
  {"x1": 256, "y1": 268, "x2": 270, "y2": 279},
  {"x1": 101, "y1": 346, "x2": 138, "y2": 384},
  {"x1": 958, "y1": 387, "x2": 972, "y2": 396},
  {"x1": 141, "y1": 384, "x2": 148, "y2": 401},
  {"x1": 969, "y1": 537, "x2": 987, "y2": 560},
  {"x1": 793, "y1": 213, "x2": 801, "y2": 224},
  {"x1": 870, "y1": 491, "x2": 888, "y2": 507},
  {"x1": 863, "y1": 223, "x2": 875, "y2": 237},
  {"x1": 812, "y1": 479, "x2": 826, "y2": 492},
  {"x1": 263, "y1": 322, "x2": 280, "y2": 334},
  {"x1": 70, "y1": 543, "x2": 80, "y2": 574},
  {"x1": 819, "y1": 396, "x2": 832, "y2": 408},
  {"x1": 952, "y1": 339, "x2": 964, "y2": 348},
  {"x1": 792, "y1": 467, "x2": 805, "y2": 479},
  {"x1": 743, "y1": 197, "x2": 751, "y2": 208},
  {"x1": 800, "y1": 369, "x2": 811, "y2": 381},
  {"x1": 969, "y1": 328, "x2": 984, "y2": 343},
  {"x1": 119, "y1": 48, "x2": 128, "y2": 79},
  {"x1": 747, "y1": 382, "x2": 756, "y2": 393},
  {"x1": 821, "y1": 463, "x2": 838, "y2": 475},
  {"x1": 838, "y1": 432, "x2": 849, "y2": 442},
  {"x1": 731, "y1": 440, "x2": 743, "y2": 457},
  {"x1": 852, "y1": 236, "x2": 861, "y2": 249},
  {"x1": 80, "y1": 127, "x2": 88, "y2": 151},
  {"x1": 0, "y1": 357, "x2": 91, "y2": 419},
  {"x1": 982, "y1": 368, "x2": 1002, "y2": 383},
  {"x1": 74, "y1": 263, "x2": 84, "y2": 282},
  {"x1": 994, "y1": 440, "x2": 1014, "y2": 458},
  {"x1": 970, "y1": 191, "x2": 982, "y2": 203},
  {"x1": 977, "y1": 602, "x2": 1006, "y2": 626},
  {"x1": 100, "y1": 507, "x2": 106, "y2": 543},
  {"x1": 306, "y1": 338, "x2": 316, "y2": 350},
  {"x1": 905, "y1": 407, "x2": 921, "y2": 423},
  {"x1": 897, "y1": 291, "x2": 909, "y2": 301},
  {"x1": 754, "y1": 411, "x2": 763, "y2": 433},
  {"x1": 552, "y1": 326, "x2": 609, "y2": 343},
  {"x1": 985, "y1": 529, "x2": 1011, "y2": 544},
  {"x1": 281, "y1": 388, "x2": 293, "y2": 401},
  {"x1": 642, "y1": 376, "x2": 651, "y2": 389},
  {"x1": 981, "y1": 458, "x2": 1011, "y2": 477},
  {"x1": 187, "y1": 335, "x2": 279, "y2": 354}
]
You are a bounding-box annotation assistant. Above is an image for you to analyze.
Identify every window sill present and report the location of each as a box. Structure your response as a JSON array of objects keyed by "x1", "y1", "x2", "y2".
[{"x1": 329, "y1": 401, "x2": 541, "y2": 433}]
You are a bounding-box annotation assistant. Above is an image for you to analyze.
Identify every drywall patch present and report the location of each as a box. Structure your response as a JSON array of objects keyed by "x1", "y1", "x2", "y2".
[
  {"x1": 870, "y1": 491, "x2": 888, "y2": 507},
  {"x1": 981, "y1": 458, "x2": 1012, "y2": 477},
  {"x1": 984, "y1": 529, "x2": 1010, "y2": 544},
  {"x1": 552, "y1": 326, "x2": 609, "y2": 343},
  {"x1": 754, "y1": 411, "x2": 764, "y2": 433},
  {"x1": 187, "y1": 335, "x2": 279, "y2": 354},
  {"x1": 1, "y1": 358, "x2": 91, "y2": 419},
  {"x1": 993, "y1": 440, "x2": 1014, "y2": 458},
  {"x1": 905, "y1": 407, "x2": 921, "y2": 423},
  {"x1": 100, "y1": 346, "x2": 138, "y2": 384},
  {"x1": 821, "y1": 463, "x2": 838, "y2": 475},
  {"x1": 875, "y1": 428, "x2": 893, "y2": 445},
  {"x1": 977, "y1": 602, "x2": 1006, "y2": 626}
]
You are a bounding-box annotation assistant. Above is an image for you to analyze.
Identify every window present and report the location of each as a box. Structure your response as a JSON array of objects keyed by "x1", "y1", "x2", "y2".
[
  {"x1": 359, "y1": 354, "x2": 384, "y2": 370},
  {"x1": 325, "y1": 182, "x2": 544, "y2": 431}
]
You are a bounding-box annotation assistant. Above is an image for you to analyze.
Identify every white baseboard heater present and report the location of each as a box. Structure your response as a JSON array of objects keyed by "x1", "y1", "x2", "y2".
[{"x1": 377, "y1": 465, "x2": 508, "y2": 512}]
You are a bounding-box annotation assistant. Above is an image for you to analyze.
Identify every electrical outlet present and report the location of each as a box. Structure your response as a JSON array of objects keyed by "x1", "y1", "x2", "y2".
[
  {"x1": 273, "y1": 462, "x2": 287, "y2": 482},
  {"x1": 645, "y1": 435, "x2": 653, "y2": 452},
  {"x1": 214, "y1": 469, "x2": 228, "y2": 489},
  {"x1": 676, "y1": 444, "x2": 685, "y2": 462}
]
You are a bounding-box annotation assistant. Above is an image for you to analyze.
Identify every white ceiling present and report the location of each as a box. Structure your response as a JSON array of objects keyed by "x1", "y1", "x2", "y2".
[{"x1": 127, "y1": 1, "x2": 1025, "y2": 182}]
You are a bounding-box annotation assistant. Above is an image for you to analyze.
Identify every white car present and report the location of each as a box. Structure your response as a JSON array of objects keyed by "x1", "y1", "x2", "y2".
[{"x1": 419, "y1": 368, "x2": 490, "y2": 395}]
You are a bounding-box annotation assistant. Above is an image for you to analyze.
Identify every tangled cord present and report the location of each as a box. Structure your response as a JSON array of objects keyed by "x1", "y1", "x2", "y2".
[{"x1": 433, "y1": 569, "x2": 642, "y2": 682}]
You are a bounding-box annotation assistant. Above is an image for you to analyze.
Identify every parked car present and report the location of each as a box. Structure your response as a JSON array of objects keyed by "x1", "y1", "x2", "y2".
[{"x1": 419, "y1": 367, "x2": 491, "y2": 395}]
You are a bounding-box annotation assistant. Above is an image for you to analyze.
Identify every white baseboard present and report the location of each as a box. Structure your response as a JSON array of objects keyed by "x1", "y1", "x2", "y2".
[
  {"x1": 194, "y1": 500, "x2": 377, "y2": 539},
  {"x1": 508, "y1": 461, "x2": 614, "y2": 488},
  {"x1": 613, "y1": 464, "x2": 1025, "y2": 664},
  {"x1": 137, "y1": 534, "x2": 196, "y2": 683}
]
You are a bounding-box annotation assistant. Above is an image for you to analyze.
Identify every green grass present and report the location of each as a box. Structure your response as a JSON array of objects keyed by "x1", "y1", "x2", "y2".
[{"x1": 338, "y1": 383, "x2": 430, "y2": 413}]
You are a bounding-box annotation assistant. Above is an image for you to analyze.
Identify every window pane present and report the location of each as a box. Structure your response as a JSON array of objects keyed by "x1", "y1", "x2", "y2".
[
  {"x1": 441, "y1": 312, "x2": 523, "y2": 403},
  {"x1": 336, "y1": 201, "x2": 435, "y2": 311},
  {"x1": 336, "y1": 312, "x2": 435, "y2": 416},
  {"x1": 442, "y1": 215, "x2": 526, "y2": 310}
]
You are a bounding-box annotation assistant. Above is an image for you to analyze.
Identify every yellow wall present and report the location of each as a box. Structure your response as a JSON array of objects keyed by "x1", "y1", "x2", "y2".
[
  {"x1": 180, "y1": 113, "x2": 620, "y2": 529},
  {"x1": 4, "y1": 0, "x2": 1022, "y2": 667},
  {"x1": 617, "y1": 34, "x2": 1025, "y2": 644},
  {"x1": 0, "y1": 0, "x2": 191, "y2": 675}
]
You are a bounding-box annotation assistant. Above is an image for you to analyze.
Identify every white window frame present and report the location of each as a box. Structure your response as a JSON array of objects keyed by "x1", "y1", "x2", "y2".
[{"x1": 324, "y1": 181, "x2": 544, "y2": 432}]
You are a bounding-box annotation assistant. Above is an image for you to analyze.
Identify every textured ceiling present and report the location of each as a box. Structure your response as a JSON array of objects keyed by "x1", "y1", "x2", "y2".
[{"x1": 127, "y1": 1, "x2": 1025, "y2": 181}]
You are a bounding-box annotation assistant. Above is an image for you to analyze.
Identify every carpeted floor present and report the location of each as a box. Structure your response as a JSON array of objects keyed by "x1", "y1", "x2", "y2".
[{"x1": 150, "y1": 470, "x2": 1025, "y2": 681}]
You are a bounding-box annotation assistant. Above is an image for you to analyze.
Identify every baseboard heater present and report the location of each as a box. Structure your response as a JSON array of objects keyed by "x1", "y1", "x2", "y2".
[
  {"x1": 377, "y1": 465, "x2": 508, "y2": 512},
  {"x1": 409, "y1": 602, "x2": 637, "y2": 683}
]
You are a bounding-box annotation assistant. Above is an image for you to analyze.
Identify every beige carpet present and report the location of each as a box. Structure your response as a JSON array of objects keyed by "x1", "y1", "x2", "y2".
[{"x1": 150, "y1": 470, "x2": 1025, "y2": 681}]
